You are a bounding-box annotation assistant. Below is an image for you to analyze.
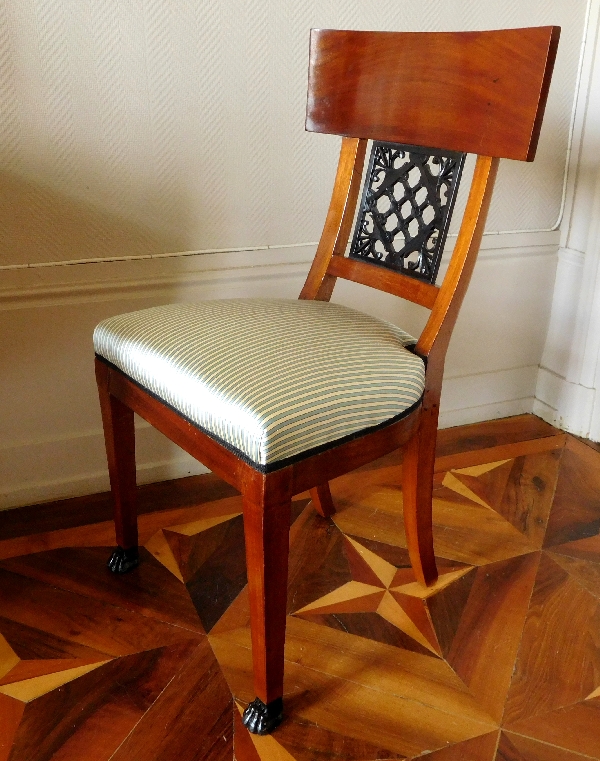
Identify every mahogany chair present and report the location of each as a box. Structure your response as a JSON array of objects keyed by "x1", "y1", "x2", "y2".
[{"x1": 93, "y1": 27, "x2": 559, "y2": 735}]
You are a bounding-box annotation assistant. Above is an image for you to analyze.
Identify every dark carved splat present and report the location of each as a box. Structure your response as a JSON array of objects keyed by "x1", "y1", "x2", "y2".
[{"x1": 349, "y1": 142, "x2": 466, "y2": 284}]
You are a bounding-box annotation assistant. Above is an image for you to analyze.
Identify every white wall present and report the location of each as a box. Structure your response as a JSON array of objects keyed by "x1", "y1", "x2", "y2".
[
  {"x1": 535, "y1": 0, "x2": 600, "y2": 441},
  {"x1": 0, "y1": 0, "x2": 586, "y2": 509}
]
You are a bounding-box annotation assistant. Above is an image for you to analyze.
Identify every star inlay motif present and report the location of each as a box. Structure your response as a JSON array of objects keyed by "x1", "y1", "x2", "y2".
[{"x1": 292, "y1": 534, "x2": 473, "y2": 656}]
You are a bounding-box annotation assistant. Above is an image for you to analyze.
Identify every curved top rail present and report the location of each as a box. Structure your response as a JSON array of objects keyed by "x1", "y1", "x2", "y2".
[{"x1": 306, "y1": 27, "x2": 560, "y2": 161}]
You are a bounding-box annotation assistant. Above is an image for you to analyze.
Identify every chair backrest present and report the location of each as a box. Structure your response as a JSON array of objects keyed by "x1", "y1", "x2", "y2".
[
  {"x1": 306, "y1": 28, "x2": 559, "y2": 161},
  {"x1": 300, "y1": 27, "x2": 559, "y2": 373}
]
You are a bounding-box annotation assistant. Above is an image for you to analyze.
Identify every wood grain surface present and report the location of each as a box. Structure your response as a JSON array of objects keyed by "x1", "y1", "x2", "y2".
[
  {"x1": 0, "y1": 416, "x2": 598, "y2": 759},
  {"x1": 306, "y1": 27, "x2": 560, "y2": 160}
]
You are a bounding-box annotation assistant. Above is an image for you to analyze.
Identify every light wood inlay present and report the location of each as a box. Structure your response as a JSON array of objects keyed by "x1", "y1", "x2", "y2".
[
  {"x1": 453, "y1": 460, "x2": 513, "y2": 477},
  {"x1": 168, "y1": 511, "x2": 242, "y2": 536},
  {"x1": 0, "y1": 634, "x2": 19, "y2": 682},
  {"x1": 376, "y1": 589, "x2": 439, "y2": 654},
  {"x1": 145, "y1": 531, "x2": 185, "y2": 582},
  {"x1": 0, "y1": 661, "x2": 110, "y2": 702},
  {"x1": 395, "y1": 566, "x2": 474, "y2": 600},
  {"x1": 345, "y1": 536, "x2": 397, "y2": 587},
  {"x1": 443, "y1": 471, "x2": 495, "y2": 509},
  {"x1": 236, "y1": 702, "x2": 296, "y2": 761},
  {"x1": 294, "y1": 581, "x2": 384, "y2": 615},
  {"x1": 1, "y1": 417, "x2": 600, "y2": 760}
]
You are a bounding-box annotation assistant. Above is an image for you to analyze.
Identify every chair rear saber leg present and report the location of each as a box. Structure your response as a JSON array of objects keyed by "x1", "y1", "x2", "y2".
[
  {"x1": 402, "y1": 410, "x2": 439, "y2": 587},
  {"x1": 309, "y1": 483, "x2": 336, "y2": 518},
  {"x1": 96, "y1": 365, "x2": 139, "y2": 573},
  {"x1": 242, "y1": 493, "x2": 291, "y2": 734}
]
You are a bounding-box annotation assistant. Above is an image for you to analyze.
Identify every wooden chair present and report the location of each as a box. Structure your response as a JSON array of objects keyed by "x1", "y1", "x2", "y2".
[{"x1": 93, "y1": 27, "x2": 559, "y2": 735}]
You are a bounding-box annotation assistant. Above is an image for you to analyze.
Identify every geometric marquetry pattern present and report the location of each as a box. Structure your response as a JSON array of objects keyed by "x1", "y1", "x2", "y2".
[
  {"x1": 292, "y1": 535, "x2": 475, "y2": 658},
  {"x1": 1, "y1": 422, "x2": 600, "y2": 760}
]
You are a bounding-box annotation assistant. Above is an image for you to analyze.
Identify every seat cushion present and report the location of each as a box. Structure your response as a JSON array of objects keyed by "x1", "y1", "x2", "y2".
[{"x1": 94, "y1": 298, "x2": 425, "y2": 470}]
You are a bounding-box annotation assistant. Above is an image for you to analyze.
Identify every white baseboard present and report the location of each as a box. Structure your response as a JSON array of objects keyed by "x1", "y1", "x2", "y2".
[
  {"x1": 0, "y1": 459, "x2": 209, "y2": 513},
  {"x1": 534, "y1": 365, "x2": 597, "y2": 438},
  {"x1": 439, "y1": 398, "x2": 535, "y2": 430},
  {"x1": 532, "y1": 398, "x2": 562, "y2": 429},
  {"x1": 439, "y1": 365, "x2": 538, "y2": 429},
  {"x1": 442, "y1": 365, "x2": 538, "y2": 412},
  {"x1": 0, "y1": 422, "x2": 209, "y2": 511}
]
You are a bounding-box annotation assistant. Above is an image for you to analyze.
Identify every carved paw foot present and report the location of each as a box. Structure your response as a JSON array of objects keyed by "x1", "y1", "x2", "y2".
[
  {"x1": 241, "y1": 697, "x2": 283, "y2": 735},
  {"x1": 107, "y1": 546, "x2": 139, "y2": 573}
]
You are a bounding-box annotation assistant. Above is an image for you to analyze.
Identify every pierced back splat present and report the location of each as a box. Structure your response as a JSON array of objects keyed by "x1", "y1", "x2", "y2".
[{"x1": 349, "y1": 142, "x2": 466, "y2": 284}]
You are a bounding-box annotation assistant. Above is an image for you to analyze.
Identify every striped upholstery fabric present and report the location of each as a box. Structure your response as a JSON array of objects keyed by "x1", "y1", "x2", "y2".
[{"x1": 94, "y1": 299, "x2": 425, "y2": 470}]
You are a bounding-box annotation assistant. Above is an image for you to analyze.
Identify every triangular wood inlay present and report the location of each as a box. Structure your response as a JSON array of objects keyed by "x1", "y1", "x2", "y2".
[
  {"x1": 185, "y1": 515, "x2": 247, "y2": 632},
  {"x1": 427, "y1": 567, "x2": 477, "y2": 657},
  {"x1": 3, "y1": 422, "x2": 600, "y2": 761},
  {"x1": 548, "y1": 534, "x2": 600, "y2": 564},
  {"x1": 498, "y1": 730, "x2": 594, "y2": 760},
  {"x1": 0, "y1": 657, "x2": 110, "y2": 687},
  {"x1": 389, "y1": 591, "x2": 441, "y2": 654},
  {"x1": 0, "y1": 616, "x2": 113, "y2": 663},
  {"x1": 0, "y1": 632, "x2": 19, "y2": 681},
  {"x1": 448, "y1": 552, "x2": 540, "y2": 723},
  {"x1": 145, "y1": 530, "x2": 184, "y2": 582},
  {"x1": 0, "y1": 660, "x2": 110, "y2": 702},
  {"x1": 495, "y1": 451, "x2": 561, "y2": 544},
  {"x1": 503, "y1": 697, "x2": 600, "y2": 759},
  {"x1": 294, "y1": 581, "x2": 384, "y2": 615},
  {"x1": 344, "y1": 536, "x2": 397, "y2": 587},
  {"x1": 442, "y1": 472, "x2": 491, "y2": 508},
  {"x1": 167, "y1": 511, "x2": 242, "y2": 537},
  {"x1": 453, "y1": 460, "x2": 512, "y2": 477},
  {"x1": 544, "y1": 437, "x2": 600, "y2": 549},
  {"x1": 287, "y1": 508, "x2": 353, "y2": 616},
  {"x1": 454, "y1": 459, "x2": 514, "y2": 513}
]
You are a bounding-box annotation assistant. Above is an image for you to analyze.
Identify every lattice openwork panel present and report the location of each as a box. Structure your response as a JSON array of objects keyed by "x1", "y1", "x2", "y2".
[{"x1": 349, "y1": 142, "x2": 466, "y2": 284}]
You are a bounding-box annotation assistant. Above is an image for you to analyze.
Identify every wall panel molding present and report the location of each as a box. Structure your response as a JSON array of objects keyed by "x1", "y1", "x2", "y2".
[{"x1": 0, "y1": 230, "x2": 559, "y2": 309}]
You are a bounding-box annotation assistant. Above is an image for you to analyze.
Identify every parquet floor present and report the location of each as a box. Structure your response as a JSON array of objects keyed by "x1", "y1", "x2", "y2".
[{"x1": 1, "y1": 415, "x2": 600, "y2": 760}]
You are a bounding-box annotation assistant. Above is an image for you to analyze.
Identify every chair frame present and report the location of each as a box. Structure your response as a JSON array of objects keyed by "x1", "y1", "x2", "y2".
[{"x1": 95, "y1": 27, "x2": 559, "y2": 735}]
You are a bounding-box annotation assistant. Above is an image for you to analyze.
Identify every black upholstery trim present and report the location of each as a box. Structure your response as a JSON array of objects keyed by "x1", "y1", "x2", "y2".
[{"x1": 96, "y1": 354, "x2": 423, "y2": 475}]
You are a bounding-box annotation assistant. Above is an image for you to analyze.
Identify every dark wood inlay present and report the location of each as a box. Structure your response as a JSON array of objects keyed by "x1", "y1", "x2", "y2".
[{"x1": 2, "y1": 420, "x2": 599, "y2": 759}]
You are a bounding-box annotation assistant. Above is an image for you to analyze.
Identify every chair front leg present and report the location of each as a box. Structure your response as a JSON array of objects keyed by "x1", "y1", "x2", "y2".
[
  {"x1": 96, "y1": 361, "x2": 139, "y2": 573},
  {"x1": 402, "y1": 406, "x2": 439, "y2": 587},
  {"x1": 241, "y1": 484, "x2": 291, "y2": 735}
]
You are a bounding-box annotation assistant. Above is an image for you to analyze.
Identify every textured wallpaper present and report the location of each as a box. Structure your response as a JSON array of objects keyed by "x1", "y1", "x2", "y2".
[{"x1": 0, "y1": 0, "x2": 586, "y2": 267}]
